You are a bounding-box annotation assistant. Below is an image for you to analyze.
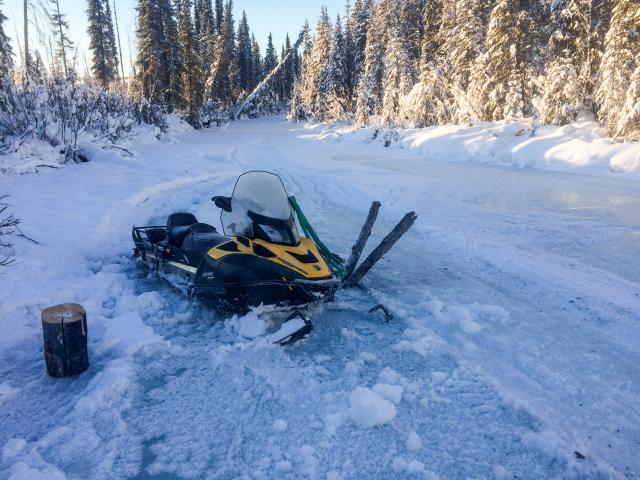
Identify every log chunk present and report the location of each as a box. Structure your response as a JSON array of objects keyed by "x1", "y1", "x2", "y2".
[{"x1": 41, "y1": 303, "x2": 89, "y2": 378}]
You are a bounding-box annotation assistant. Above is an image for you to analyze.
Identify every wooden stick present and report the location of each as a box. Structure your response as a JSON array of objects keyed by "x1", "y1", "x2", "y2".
[
  {"x1": 343, "y1": 211, "x2": 417, "y2": 288},
  {"x1": 344, "y1": 201, "x2": 381, "y2": 281}
]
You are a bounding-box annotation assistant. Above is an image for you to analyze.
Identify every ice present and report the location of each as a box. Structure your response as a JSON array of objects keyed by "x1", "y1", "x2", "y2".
[{"x1": 348, "y1": 387, "x2": 397, "y2": 428}]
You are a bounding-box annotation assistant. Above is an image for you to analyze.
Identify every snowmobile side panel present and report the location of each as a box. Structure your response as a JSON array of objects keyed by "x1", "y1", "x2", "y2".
[{"x1": 206, "y1": 237, "x2": 332, "y2": 279}]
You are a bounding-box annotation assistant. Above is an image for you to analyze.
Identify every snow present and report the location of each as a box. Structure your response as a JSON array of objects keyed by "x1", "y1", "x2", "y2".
[
  {"x1": 231, "y1": 311, "x2": 268, "y2": 339},
  {"x1": 0, "y1": 116, "x2": 638, "y2": 479},
  {"x1": 406, "y1": 431, "x2": 423, "y2": 451},
  {"x1": 372, "y1": 383, "x2": 404, "y2": 404},
  {"x1": 309, "y1": 113, "x2": 640, "y2": 178},
  {"x1": 348, "y1": 387, "x2": 397, "y2": 428},
  {"x1": 273, "y1": 419, "x2": 288, "y2": 432}
]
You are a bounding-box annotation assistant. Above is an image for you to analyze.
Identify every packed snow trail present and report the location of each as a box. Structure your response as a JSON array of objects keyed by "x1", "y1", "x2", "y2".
[{"x1": 0, "y1": 117, "x2": 638, "y2": 479}]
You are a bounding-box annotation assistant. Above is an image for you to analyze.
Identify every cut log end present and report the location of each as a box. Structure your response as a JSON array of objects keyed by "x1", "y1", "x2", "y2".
[{"x1": 42, "y1": 304, "x2": 89, "y2": 378}]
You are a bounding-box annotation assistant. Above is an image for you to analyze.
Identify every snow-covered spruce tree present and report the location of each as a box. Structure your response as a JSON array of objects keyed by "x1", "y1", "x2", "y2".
[
  {"x1": 349, "y1": 0, "x2": 373, "y2": 98},
  {"x1": 617, "y1": 60, "x2": 640, "y2": 139},
  {"x1": 0, "y1": 0, "x2": 14, "y2": 81},
  {"x1": 280, "y1": 34, "x2": 295, "y2": 104},
  {"x1": 400, "y1": 0, "x2": 424, "y2": 82},
  {"x1": 355, "y1": 0, "x2": 392, "y2": 125},
  {"x1": 301, "y1": 7, "x2": 333, "y2": 119},
  {"x1": 195, "y1": 0, "x2": 215, "y2": 76},
  {"x1": 49, "y1": 0, "x2": 75, "y2": 80},
  {"x1": 206, "y1": 0, "x2": 237, "y2": 108},
  {"x1": 134, "y1": 0, "x2": 163, "y2": 103},
  {"x1": 468, "y1": 0, "x2": 530, "y2": 121},
  {"x1": 420, "y1": 0, "x2": 443, "y2": 67},
  {"x1": 103, "y1": 0, "x2": 120, "y2": 81},
  {"x1": 290, "y1": 21, "x2": 313, "y2": 119},
  {"x1": 159, "y1": 0, "x2": 181, "y2": 112},
  {"x1": 439, "y1": 0, "x2": 487, "y2": 123},
  {"x1": 343, "y1": 1, "x2": 355, "y2": 106},
  {"x1": 381, "y1": 12, "x2": 413, "y2": 127},
  {"x1": 263, "y1": 34, "x2": 277, "y2": 81},
  {"x1": 256, "y1": 33, "x2": 279, "y2": 111},
  {"x1": 539, "y1": 57, "x2": 580, "y2": 125},
  {"x1": 585, "y1": 0, "x2": 612, "y2": 110},
  {"x1": 250, "y1": 34, "x2": 262, "y2": 89},
  {"x1": 596, "y1": 0, "x2": 640, "y2": 136},
  {"x1": 179, "y1": 0, "x2": 203, "y2": 126},
  {"x1": 402, "y1": 0, "x2": 451, "y2": 128},
  {"x1": 327, "y1": 14, "x2": 349, "y2": 121},
  {"x1": 215, "y1": 0, "x2": 223, "y2": 33},
  {"x1": 87, "y1": 0, "x2": 117, "y2": 84},
  {"x1": 539, "y1": 0, "x2": 589, "y2": 125},
  {"x1": 235, "y1": 11, "x2": 252, "y2": 94}
]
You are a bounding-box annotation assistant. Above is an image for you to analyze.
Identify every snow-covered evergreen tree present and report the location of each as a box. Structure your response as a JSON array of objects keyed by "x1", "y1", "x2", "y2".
[
  {"x1": 0, "y1": 0, "x2": 15, "y2": 81},
  {"x1": 355, "y1": 0, "x2": 392, "y2": 124},
  {"x1": 349, "y1": 0, "x2": 373, "y2": 92},
  {"x1": 617, "y1": 60, "x2": 640, "y2": 139},
  {"x1": 400, "y1": 0, "x2": 423, "y2": 80},
  {"x1": 539, "y1": 56, "x2": 580, "y2": 125},
  {"x1": 235, "y1": 11, "x2": 252, "y2": 93},
  {"x1": 250, "y1": 34, "x2": 263, "y2": 89},
  {"x1": 103, "y1": 0, "x2": 120, "y2": 81},
  {"x1": 195, "y1": 0, "x2": 215, "y2": 75},
  {"x1": 420, "y1": 0, "x2": 443, "y2": 69},
  {"x1": 539, "y1": 0, "x2": 589, "y2": 124},
  {"x1": 381, "y1": 12, "x2": 412, "y2": 127},
  {"x1": 178, "y1": 0, "x2": 203, "y2": 126},
  {"x1": 159, "y1": 0, "x2": 181, "y2": 111},
  {"x1": 468, "y1": 0, "x2": 528, "y2": 121},
  {"x1": 438, "y1": 0, "x2": 486, "y2": 122},
  {"x1": 49, "y1": 0, "x2": 75, "y2": 80},
  {"x1": 215, "y1": 0, "x2": 224, "y2": 34},
  {"x1": 280, "y1": 35, "x2": 295, "y2": 104},
  {"x1": 206, "y1": 0, "x2": 237, "y2": 106},
  {"x1": 327, "y1": 14, "x2": 349, "y2": 121},
  {"x1": 263, "y1": 34, "x2": 277, "y2": 79},
  {"x1": 298, "y1": 8, "x2": 333, "y2": 119},
  {"x1": 596, "y1": 0, "x2": 640, "y2": 135},
  {"x1": 87, "y1": 0, "x2": 118, "y2": 84},
  {"x1": 585, "y1": 0, "x2": 612, "y2": 109}
]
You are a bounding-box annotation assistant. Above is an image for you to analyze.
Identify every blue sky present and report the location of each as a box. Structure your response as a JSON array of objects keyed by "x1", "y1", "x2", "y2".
[{"x1": 3, "y1": 0, "x2": 345, "y2": 76}]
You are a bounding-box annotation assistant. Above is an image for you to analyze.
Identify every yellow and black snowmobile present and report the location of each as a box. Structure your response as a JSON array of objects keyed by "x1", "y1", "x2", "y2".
[
  {"x1": 133, "y1": 170, "x2": 417, "y2": 344},
  {"x1": 132, "y1": 171, "x2": 339, "y2": 314}
]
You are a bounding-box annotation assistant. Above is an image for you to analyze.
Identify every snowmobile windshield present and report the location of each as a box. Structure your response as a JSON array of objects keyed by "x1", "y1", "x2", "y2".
[{"x1": 221, "y1": 171, "x2": 301, "y2": 245}]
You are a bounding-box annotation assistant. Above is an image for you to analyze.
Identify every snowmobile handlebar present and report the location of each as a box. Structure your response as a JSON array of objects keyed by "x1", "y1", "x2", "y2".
[{"x1": 212, "y1": 196, "x2": 232, "y2": 212}]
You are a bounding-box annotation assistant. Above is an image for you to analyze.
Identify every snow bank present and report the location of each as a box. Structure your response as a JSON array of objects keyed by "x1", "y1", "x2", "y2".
[
  {"x1": 348, "y1": 387, "x2": 397, "y2": 428},
  {"x1": 308, "y1": 114, "x2": 640, "y2": 178}
]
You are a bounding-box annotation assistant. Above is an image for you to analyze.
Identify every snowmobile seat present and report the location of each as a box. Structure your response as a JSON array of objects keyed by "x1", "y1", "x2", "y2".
[
  {"x1": 167, "y1": 212, "x2": 198, "y2": 247},
  {"x1": 181, "y1": 225, "x2": 226, "y2": 265}
]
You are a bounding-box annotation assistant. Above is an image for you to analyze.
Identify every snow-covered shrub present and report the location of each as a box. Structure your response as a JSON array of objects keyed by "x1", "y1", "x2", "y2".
[
  {"x1": 0, "y1": 195, "x2": 18, "y2": 266},
  {"x1": 200, "y1": 99, "x2": 231, "y2": 127},
  {"x1": 0, "y1": 79, "x2": 162, "y2": 160}
]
